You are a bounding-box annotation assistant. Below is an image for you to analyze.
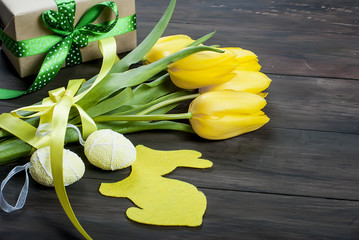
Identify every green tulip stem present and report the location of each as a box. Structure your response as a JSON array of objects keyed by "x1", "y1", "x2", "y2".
[
  {"x1": 137, "y1": 93, "x2": 200, "y2": 115},
  {"x1": 93, "y1": 112, "x2": 192, "y2": 122}
]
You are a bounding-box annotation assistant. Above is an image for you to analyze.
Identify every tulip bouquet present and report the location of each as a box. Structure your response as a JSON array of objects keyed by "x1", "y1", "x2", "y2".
[
  {"x1": 0, "y1": 0, "x2": 271, "y2": 239},
  {"x1": 0, "y1": 27, "x2": 271, "y2": 164}
]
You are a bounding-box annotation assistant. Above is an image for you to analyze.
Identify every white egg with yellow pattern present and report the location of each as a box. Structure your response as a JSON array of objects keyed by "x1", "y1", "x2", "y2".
[
  {"x1": 29, "y1": 146, "x2": 85, "y2": 187},
  {"x1": 84, "y1": 129, "x2": 137, "y2": 170}
]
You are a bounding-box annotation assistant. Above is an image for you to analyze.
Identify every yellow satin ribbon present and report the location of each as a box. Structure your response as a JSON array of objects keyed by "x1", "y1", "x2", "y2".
[{"x1": 0, "y1": 36, "x2": 119, "y2": 240}]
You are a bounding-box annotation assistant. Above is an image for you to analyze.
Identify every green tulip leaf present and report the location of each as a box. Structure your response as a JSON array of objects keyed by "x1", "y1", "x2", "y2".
[{"x1": 78, "y1": 0, "x2": 177, "y2": 94}]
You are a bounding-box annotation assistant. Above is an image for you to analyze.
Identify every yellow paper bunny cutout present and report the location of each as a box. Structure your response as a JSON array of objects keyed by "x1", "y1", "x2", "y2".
[{"x1": 99, "y1": 145, "x2": 213, "y2": 227}]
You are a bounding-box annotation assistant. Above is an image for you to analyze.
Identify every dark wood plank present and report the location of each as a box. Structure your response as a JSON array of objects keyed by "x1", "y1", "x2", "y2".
[
  {"x1": 266, "y1": 74, "x2": 359, "y2": 134},
  {"x1": 1, "y1": 178, "x2": 359, "y2": 240},
  {"x1": 136, "y1": 0, "x2": 359, "y2": 79}
]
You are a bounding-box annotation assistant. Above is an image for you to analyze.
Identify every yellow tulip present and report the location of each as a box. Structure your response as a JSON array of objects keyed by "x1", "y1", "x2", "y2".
[
  {"x1": 222, "y1": 47, "x2": 261, "y2": 71},
  {"x1": 188, "y1": 90, "x2": 269, "y2": 140},
  {"x1": 144, "y1": 35, "x2": 194, "y2": 64},
  {"x1": 168, "y1": 50, "x2": 238, "y2": 89},
  {"x1": 200, "y1": 70, "x2": 271, "y2": 94}
]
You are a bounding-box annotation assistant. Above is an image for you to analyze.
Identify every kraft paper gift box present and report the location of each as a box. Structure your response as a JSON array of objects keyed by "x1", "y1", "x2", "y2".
[{"x1": 0, "y1": 0, "x2": 137, "y2": 78}]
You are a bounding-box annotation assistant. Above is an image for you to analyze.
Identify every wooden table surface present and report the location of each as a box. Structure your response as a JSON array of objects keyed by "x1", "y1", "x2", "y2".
[{"x1": 1, "y1": 0, "x2": 359, "y2": 239}]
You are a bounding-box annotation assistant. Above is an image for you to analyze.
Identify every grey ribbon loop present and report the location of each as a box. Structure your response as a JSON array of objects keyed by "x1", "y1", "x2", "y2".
[
  {"x1": 0, "y1": 162, "x2": 32, "y2": 212},
  {"x1": 0, "y1": 123, "x2": 85, "y2": 213},
  {"x1": 36, "y1": 123, "x2": 85, "y2": 145}
]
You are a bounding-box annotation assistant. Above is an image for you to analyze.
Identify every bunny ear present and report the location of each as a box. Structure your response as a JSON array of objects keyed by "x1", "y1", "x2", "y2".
[
  {"x1": 136, "y1": 145, "x2": 213, "y2": 170},
  {"x1": 180, "y1": 157, "x2": 213, "y2": 169},
  {"x1": 165, "y1": 149, "x2": 213, "y2": 169}
]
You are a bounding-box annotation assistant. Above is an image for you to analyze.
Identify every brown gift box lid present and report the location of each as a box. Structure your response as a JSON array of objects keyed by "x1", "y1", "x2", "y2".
[{"x1": 0, "y1": 0, "x2": 137, "y2": 78}]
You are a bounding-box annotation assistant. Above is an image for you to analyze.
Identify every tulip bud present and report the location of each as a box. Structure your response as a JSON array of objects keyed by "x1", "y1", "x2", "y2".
[
  {"x1": 189, "y1": 90, "x2": 270, "y2": 140},
  {"x1": 144, "y1": 35, "x2": 194, "y2": 64},
  {"x1": 200, "y1": 70, "x2": 271, "y2": 94},
  {"x1": 222, "y1": 47, "x2": 261, "y2": 71},
  {"x1": 168, "y1": 50, "x2": 238, "y2": 89}
]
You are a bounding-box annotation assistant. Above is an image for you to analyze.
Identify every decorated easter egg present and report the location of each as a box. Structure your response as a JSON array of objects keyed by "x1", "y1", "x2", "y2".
[
  {"x1": 84, "y1": 129, "x2": 136, "y2": 170},
  {"x1": 29, "y1": 146, "x2": 85, "y2": 187}
]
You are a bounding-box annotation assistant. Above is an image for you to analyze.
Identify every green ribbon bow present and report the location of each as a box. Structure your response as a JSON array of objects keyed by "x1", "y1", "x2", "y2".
[{"x1": 0, "y1": 0, "x2": 136, "y2": 99}]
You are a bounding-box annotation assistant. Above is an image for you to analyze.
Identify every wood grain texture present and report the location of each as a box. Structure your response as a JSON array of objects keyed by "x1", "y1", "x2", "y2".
[
  {"x1": 1, "y1": 177, "x2": 359, "y2": 240},
  {"x1": 0, "y1": 0, "x2": 359, "y2": 239},
  {"x1": 135, "y1": 0, "x2": 359, "y2": 79}
]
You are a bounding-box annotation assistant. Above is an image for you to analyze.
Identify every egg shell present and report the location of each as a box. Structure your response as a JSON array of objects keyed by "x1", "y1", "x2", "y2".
[
  {"x1": 84, "y1": 129, "x2": 137, "y2": 170},
  {"x1": 29, "y1": 146, "x2": 85, "y2": 187}
]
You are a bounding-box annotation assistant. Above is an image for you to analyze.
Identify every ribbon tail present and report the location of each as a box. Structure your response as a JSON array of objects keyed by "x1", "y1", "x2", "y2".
[
  {"x1": 97, "y1": 37, "x2": 119, "y2": 80},
  {"x1": 50, "y1": 95, "x2": 92, "y2": 240},
  {"x1": 0, "y1": 113, "x2": 50, "y2": 149},
  {"x1": 11, "y1": 105, "x2": 55, "y2": 119},
  {"x1": 74, "y1": 104, "x2": 97, "y2": 139},
  {"x1": 74, "y1": 37, "x2": 117, "y2": 101},
  {"x1": 0, "y1": 88, "x2": 26, "y2": 99}
]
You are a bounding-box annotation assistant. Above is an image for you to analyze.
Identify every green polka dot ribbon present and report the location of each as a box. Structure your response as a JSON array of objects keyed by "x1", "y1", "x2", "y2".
[{"x1": 0, "y1": 0, "x2": 136, "y2": 99}]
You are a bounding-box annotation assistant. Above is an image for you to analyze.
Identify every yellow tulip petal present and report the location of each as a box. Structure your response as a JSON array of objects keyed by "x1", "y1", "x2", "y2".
[
  {"x1": 258, "y1": 92, "x2": 268, "y2": 98},
  {"x1": 169, "y1": 71, "x2": 236, "y2": 89},
  {"x1": 189, "y1": 91, "x2": 267, "y2": 116},
  {"x1": 235, "y1": 61, "x2": 262, "y2": 71},
  {"x1": 222, "y1": 47, "x2": 258, "y2": 61},
  {"x1": 169, "y1": 65, "x2": 236, "y2": 89},
  {"x1": 188, "y1": 90, "x2": 270, "y2": 140},
  {"x1": 200, "y1": 70, "x2": 271, "y2": 94},
  {"x1": 190, "y1": 114, "x2": 270, "y2": 140},
  {"x1": 168, "y1": 50, "x2": 238, "y2": 89},
  {"x1": 169, "y1": 50, "x2": 237, "y2": 71},
  {"x1": 144, "y1": 35, "x2": 194, "y2": 64},
  {"x1": 222, "y1": 47, "x2": 261, "y2": 71}
]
